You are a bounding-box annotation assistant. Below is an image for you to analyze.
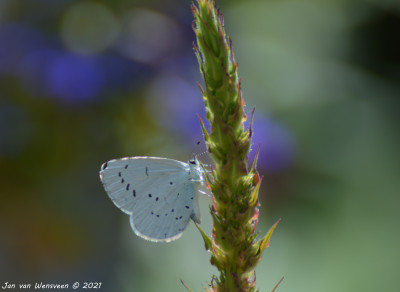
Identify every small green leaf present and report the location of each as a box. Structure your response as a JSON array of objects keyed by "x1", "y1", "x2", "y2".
[
  {"x1": 194, "y1": 222, "x2": 212, "y2": 251},
  {"x1": 258, "y1": 219, "x2": 281, "y2": 253},
  {"x1": 248, "y1": 177, "x2": 262, "y2": 209},
  {"x1": 197, "y1": 114, "x2": 210, "y2": 142}
]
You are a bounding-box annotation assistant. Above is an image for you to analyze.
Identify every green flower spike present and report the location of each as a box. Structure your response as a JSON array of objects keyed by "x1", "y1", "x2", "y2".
[{"x1": 191, "y1": 0, "x2": 281, "y2": 291}]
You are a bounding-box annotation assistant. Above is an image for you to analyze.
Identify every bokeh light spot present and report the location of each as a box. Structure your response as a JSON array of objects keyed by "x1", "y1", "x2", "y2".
[
  {"x1": 61, "y1": 2, "x2": 119, "y2": 55},
  {"x1": 117, "y1": 8, "x2": 182, "y2": 64}
]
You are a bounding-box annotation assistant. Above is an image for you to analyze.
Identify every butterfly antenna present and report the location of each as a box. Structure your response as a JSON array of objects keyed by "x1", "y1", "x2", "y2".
[
  {"x1": 197, "y1": 150, "x2": 209, "y2": 157},
  {"x1": 189, "y1": 140, "x2": 202, "y2": 160}
]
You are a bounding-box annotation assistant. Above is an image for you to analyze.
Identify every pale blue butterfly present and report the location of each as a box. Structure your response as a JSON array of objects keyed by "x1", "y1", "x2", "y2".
[{"x1": 99, "y1": 156, "x2": 204, "y2": 242}]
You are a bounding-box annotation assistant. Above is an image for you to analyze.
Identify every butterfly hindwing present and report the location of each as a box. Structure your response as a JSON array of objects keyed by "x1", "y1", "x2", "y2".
[{"x1": 130, "y1": 179, "x2": 196, "y2": 241}]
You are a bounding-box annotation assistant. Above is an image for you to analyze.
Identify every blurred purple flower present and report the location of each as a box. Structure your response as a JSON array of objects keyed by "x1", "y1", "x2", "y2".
[
  {"x1": 145, "y1": 72, "x2": 206, "y2": 139},
  {"x1": 0, "y1": 21, "x2": 148, "y2": 104},
  {"x1": 249, "y1": 115, "x2": 296, "y2": 173},
  {"x1": 146, "y1": 72, "x2": 295, "y2": 172},
  {"x1": 0, "y1": 23, "x2": 103, "y2": 102},
  {"x1": 145, "y1": 57, "x2": 206, "y2": 140},
  {"x1": 19, "y1": 48, "x2": 146, "y2": 103},
  {"x1": 18, "y1": 49, "x2": 105, "y2": 103},
  {"x1": 18, "y1": 48, "x2": 58, "y2": 96},
  {"x1": 99, "y1": 55, "x2": 151, "y2": 92},
  {"x1": 45, "y1": 53, "x2": 105, "y2": 102},
  {"x1": 0, "y1": 23, "x2": 47, "y2": 75}
]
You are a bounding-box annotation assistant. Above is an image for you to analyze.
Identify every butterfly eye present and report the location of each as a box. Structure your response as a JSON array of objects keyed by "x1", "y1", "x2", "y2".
[{"x1": 189, "y1": 160, "x2": 196, "y2": 165}]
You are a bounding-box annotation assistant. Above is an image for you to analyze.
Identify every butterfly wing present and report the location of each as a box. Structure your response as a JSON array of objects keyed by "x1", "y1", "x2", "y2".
[{"x1": 100, "y1": 157, "x2": 201, "y2": 242}]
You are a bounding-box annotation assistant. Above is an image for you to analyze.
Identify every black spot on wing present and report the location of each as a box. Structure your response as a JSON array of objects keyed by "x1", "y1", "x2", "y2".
[
  {"x1": 126, "y1": 184, "x2": 130, "y2": 191},
  {"x1": 133, "y1": 190, "x2": 136, "y2": 197},
  {"x1": 148, "y1": 193, "x2": 152, "y2": 198},
  {"x1": 118, "y1": 172, "x2": 121, "y2": 177},
  {"x1": 125, "y1": 164, "x2": 128, "y2": 169},
  {"x1": 121, "y1": 178, "x2": 124, "y2": 184},
  {"x1": 145, "y1": 167, "x2": 149, "y2": 176}
]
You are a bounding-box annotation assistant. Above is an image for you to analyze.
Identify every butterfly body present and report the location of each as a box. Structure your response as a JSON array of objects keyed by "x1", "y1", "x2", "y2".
[{"x1": 100, "y1": 156, "x2": 204, "y2": 242}]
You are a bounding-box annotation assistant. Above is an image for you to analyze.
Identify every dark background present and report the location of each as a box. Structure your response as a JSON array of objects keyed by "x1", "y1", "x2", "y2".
[{"x1": 1, "y1": 0, "x2": 399, "y2": 291}]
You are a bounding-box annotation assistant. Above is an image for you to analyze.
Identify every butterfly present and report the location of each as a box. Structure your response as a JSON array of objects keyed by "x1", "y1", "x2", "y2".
[{"x1": 99, "y1": 156, "x2": 205, "y2": 242}]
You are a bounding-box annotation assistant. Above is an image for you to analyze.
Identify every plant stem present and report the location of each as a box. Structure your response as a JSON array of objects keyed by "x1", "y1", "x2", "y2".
[{"x1": 192, "y1": 1, "x2": 280, "y2": 291}]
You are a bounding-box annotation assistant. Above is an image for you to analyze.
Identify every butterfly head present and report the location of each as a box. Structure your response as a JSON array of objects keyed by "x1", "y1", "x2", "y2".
[{"x1": 187, "y1": 156, "x2": 204, "y2": 184}]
